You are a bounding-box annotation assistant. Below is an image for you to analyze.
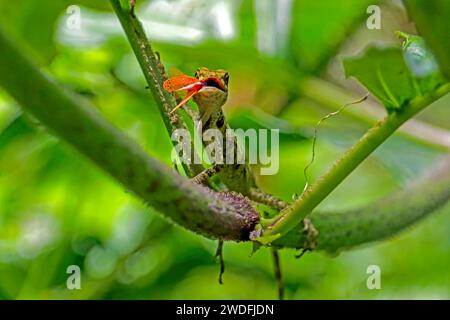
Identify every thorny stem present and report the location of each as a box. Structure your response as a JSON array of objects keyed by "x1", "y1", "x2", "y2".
[
  {"x1": 0, "y1": 2, "x2": 448, "y2": 252},
  {"x1": 110, "y1": 0, "x2": 450, "y2": 247},
  {"x1": 263, "y1": 84, "x2": 450, "y2": 241},
  {"x1": 274, "y1": 155, "x2": 450, "y2": 253},
  {"x1": 0, "y1": 24, "x2": 259, "y2": 241},
  {"x1": 110, "y1": 0, "x2": 204, "y2": 177}
]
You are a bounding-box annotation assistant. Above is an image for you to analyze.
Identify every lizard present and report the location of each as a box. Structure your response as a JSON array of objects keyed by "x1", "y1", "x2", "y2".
[
  {"x1": 164, "y1": 67, "x2": 319, "y2": 298},
  {"x1": 163, "y1": 67, "x2": 291, "y2": 210},
  {"x1": 128, "y1": 0, "x2": 316, "y2": 299}
]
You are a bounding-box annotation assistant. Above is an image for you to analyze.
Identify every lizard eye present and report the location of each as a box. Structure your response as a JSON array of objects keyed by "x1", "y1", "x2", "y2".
[{"x1": 224, "y1": 73, "x2": 229, "y2": 85}]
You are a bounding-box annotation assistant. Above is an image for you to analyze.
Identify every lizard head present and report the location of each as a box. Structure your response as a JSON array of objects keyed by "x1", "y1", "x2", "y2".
[
  {"x1": 193, "y1": 67, "x2": 229, "y2": 112},
  {"x1": 164, "y1": 67, "x2": 229, "y2": 117}
]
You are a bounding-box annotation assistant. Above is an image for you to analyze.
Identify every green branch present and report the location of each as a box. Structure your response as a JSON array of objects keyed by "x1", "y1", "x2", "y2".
[
  {"x1": 273, "y1": 156, "x2": 450, "y2": 252},
  {"x1": 110, "y1": 0, "x2": 174, "y2": 131},
  {"x1": 263, "y1": 84, "x2": 450, "y2": 241},
  {"x1": 0, "y1": 26, "x2": 258, "y2": 241},
  {"x1": 110, "y1": 0, "x2": 203, "y2": 177},
  {"x1": 0, "y1": 4, "x2": 448, "y2": 253},
  {"x1": 300, "y1": 77, "x2": 450, "y2": 151}
]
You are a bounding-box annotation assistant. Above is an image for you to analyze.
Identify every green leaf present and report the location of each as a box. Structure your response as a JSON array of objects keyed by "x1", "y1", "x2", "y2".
[
  {"x1": 397, "y1": 32, "x2": 439, "y2": 77},
  {"x1": 0, "y1": 114, "x2": 34, "y2": 150},
  {"x1": 343, "y1": 37, "x2": 445, "y2": 112},
  {"x1": 404, "y1": 0, "x2": 450, "y2": 81},
  {"x1": 396, "y1": 31, "x2": 444, "y2": 95},
  {"x1": 250, "y1": 242, "x2": 262, "y2": 256},
  {"x1": 344, "y1": 47, "x2": 415, "y2": 111}
]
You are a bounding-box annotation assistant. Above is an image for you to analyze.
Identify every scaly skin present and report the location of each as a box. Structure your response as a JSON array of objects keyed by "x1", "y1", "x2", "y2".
[
  {"x1": 192, "y1": 67, "x2": 255, "y2": 195},
  {"x1": 190, "y1": 68, "x2": 317, "y2": 250}
]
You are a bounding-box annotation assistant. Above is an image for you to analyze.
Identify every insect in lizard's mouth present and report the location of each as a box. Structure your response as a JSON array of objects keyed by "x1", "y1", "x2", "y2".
[
  {"x1": 164, "y1": 74, "x2": 227, "y2": 115},
  {"x1": 200, "y1": 77, "x2": 226, "y2": 92}
]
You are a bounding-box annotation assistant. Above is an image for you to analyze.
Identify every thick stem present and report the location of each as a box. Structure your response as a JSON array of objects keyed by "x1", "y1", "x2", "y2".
[
  {"x1": 0, "y1": 26, "x2": 258, "y2": 241},
  {"x1": 0, "y1": 8, "x2": 447, "y2": 252},
  {"x1": 110, "y1": 0, "x2": 203, "y2": 177},
  {"x1": 274, "y1": 155, "x2": 450, "y2": 252},
  {"x1": 263, "y1": 84, "x2": 450, "y2": 240},
  {"x1": 110, "y1": 0, "x2": 174, "y2": 130}
]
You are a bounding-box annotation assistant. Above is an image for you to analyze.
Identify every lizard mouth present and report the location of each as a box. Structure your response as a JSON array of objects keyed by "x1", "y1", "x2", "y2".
[{"x1": 201, "y1": 77, "x2": 226, "y2": 91}]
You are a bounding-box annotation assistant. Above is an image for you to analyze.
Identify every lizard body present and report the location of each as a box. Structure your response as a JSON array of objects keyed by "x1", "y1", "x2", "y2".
[
  {"x1": 164, "y1": 67, "x2": 289, "y2": 210},
  {"x1": 192, "y1": 67, "x2": 255, "y2": 195}
]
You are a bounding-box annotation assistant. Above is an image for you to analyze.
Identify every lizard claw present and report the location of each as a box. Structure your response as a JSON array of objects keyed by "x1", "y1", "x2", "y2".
[
  {"x1": 214, "y1": 240, "x2": 225, "y2": 285},
  {"x1": 302, "y1": 218, "x2": 319, "y2": 251},
  {"x1": 295, "y1": 219, "x2": 318, "y2": 259}
]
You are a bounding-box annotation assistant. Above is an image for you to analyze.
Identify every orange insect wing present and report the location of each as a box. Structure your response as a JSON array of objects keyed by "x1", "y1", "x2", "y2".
[{"x1": 163, "y1": 75, "x2": 198, "y2": 92}]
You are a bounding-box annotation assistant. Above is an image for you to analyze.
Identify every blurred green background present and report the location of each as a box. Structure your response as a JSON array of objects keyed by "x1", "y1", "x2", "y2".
[{"x1": 0, "y1": 0, "x2": 449, "y2": 299}]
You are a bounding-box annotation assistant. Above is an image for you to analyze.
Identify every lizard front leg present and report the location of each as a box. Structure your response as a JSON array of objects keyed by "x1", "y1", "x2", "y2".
[
  {"x1": 191, "y1": 164, "x2": 225, "y2": 185},
  {"x1": 248, "y1": 187, "x2": 289, "y2": 210},
  {"x1": 295, "y1": 218, "x2": 319, "y2": 258}
]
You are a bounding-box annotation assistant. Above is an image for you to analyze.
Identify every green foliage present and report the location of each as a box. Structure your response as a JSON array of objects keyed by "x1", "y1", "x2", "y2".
[
  {"x1": 0, "y1": 0, "x2": 448, "y2": 300},
  {"x1": 398, "y1": 32, "x2": 445, "y2": 94},
  {"x1": 228, "y1": 108, "x2": 307, "y2": 140},
  {"x1": 289, "y1": 0, "x2": 380, "y2": 72},
  {"x1": 404, "y1": 0, "x2": 450, "y2": 80},
  {"x1": 344, "y1": 48, "x2": 414, "y2": 111},
  {"x1": 0, "y1": 0, "x2": 111, "y2": 63},
  {"x1": 343, "y1": 35, "x2": 445, "y2": 112}
]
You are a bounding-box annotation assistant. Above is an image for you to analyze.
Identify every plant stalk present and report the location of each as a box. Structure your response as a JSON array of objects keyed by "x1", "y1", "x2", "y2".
[{"x1": 264, "y1": 84, "x2": 450, "y2": 240}]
